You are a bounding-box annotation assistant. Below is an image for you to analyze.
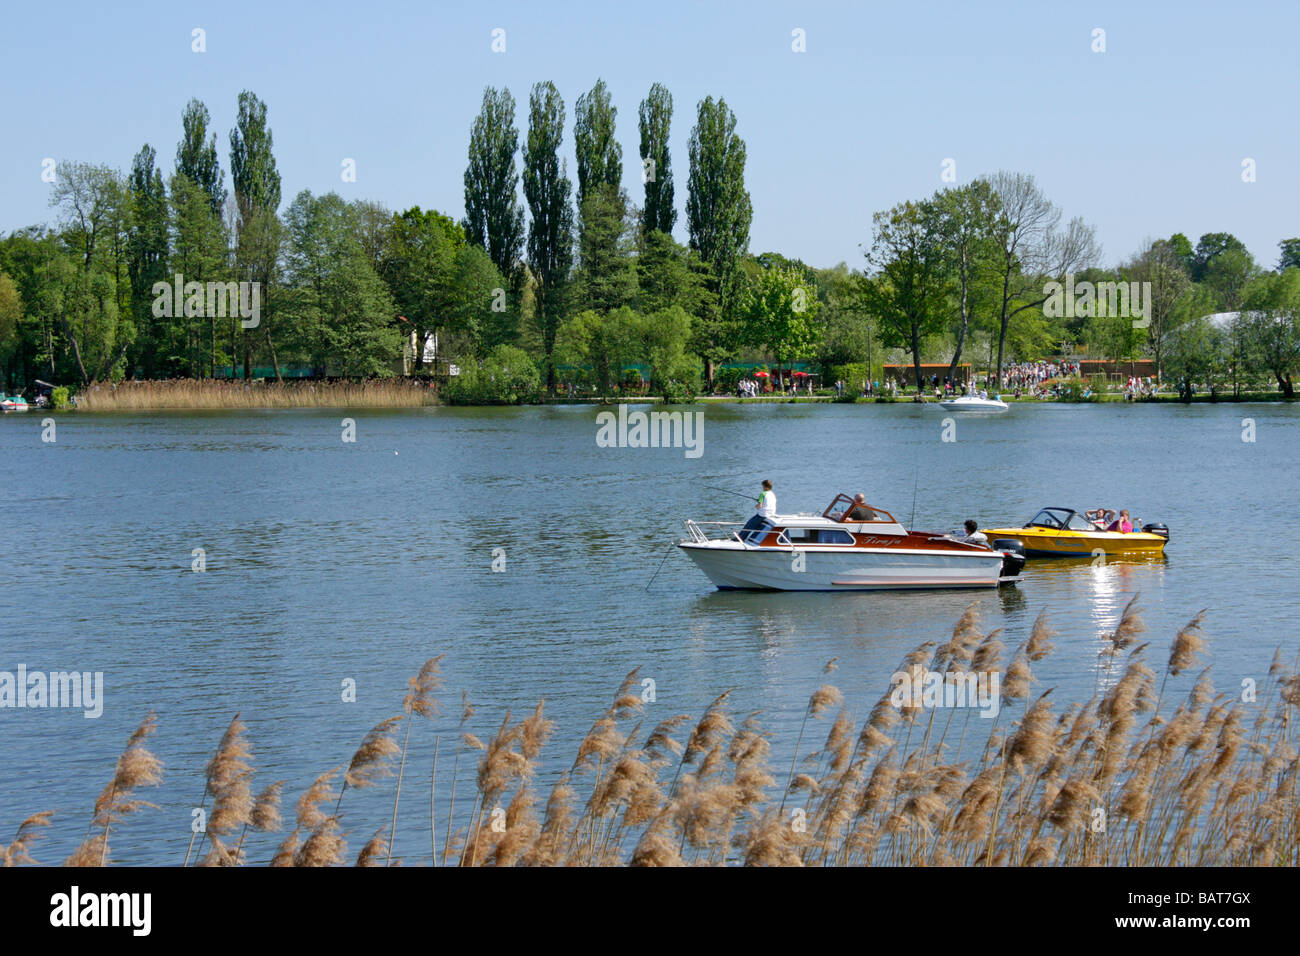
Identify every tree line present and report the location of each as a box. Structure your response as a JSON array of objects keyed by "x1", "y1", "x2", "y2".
[{"x1": 1, "y1": 83, "x2": 1297, "y2": 400}]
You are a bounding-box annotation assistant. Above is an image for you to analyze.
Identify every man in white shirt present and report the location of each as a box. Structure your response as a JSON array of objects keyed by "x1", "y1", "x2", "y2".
[
  {"x1": 959, "y1": 519, "x2": 989, "y2": 546},
  {"x1": 743, "y1": 480, "x2": 776, "y2": 543}
]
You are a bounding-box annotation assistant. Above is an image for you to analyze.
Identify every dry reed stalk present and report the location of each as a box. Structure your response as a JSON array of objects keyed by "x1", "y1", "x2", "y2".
[
  {"x1": 441, "y1": 692, "x2": 476, "y2": 865},
  {"x1": 3, "y1": 812, "x2": 54, "y2": 866},
  {"x1": 391, "y1": 657, "x2": 444, "y2": 866},
  {"x1": 66, "y1": 713, "x2": 163, "y2": 867},
  {"x1": 74, "y1": 378, "x2": 435, "y2": 412}
]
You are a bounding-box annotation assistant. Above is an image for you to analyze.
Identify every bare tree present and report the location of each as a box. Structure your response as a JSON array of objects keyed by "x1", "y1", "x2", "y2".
[{"x1": 980, "y1": 171, "x2": 1098, "y2": 386}]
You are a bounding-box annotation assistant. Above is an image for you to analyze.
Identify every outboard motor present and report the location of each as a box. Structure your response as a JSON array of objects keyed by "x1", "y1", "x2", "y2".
[
  {"x1": 1142, "y1": 523, "x2": 1169, "y2": 539},
  {"x1": 992, "y1": 538, "x2": 1026, "y2": 582}
]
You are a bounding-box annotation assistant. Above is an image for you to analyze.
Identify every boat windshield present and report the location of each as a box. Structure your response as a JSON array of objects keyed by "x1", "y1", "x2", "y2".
[
  {"x1": 823, "y1": 493, "x2": 895, "y2": 523},
  {"x1": 1026, "y1": 507, "x2": 1091, "y2": 530}
]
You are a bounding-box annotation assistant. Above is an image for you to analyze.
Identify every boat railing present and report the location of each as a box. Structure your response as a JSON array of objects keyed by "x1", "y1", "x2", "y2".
[
  {"x1": 684, "y1": 520, "x2": 797, "y2": 549},
  {"x1": 683, "y1": 519, "x2": 744, "y2": 544}
]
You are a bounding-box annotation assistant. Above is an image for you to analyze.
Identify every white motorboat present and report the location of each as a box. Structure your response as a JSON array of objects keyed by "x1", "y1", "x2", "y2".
[
  {"x1": 678, "y1": 493, "x2": 1025, "y2": 591},
  {"x1": 937, "y1": 393, "x2": 1008, "y2": 412}
]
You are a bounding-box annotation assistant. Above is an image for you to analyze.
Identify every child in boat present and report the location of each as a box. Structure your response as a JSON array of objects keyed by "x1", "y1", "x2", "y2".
[{"x1": 741, "y1": 480, "x2": 776, "y2": 542}]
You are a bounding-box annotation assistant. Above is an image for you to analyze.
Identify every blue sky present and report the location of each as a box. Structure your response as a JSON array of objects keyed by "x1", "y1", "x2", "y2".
[{"x1": 2, "y1": 0, "x2": 1296, "y2": 269}]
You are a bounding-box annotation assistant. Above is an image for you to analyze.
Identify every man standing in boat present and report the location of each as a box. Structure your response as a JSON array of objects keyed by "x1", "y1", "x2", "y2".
[{"x1": 741, "y1": 480, "x2": 776, "y2": 542}]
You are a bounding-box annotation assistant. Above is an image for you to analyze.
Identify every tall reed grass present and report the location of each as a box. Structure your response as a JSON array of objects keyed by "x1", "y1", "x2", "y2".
[
  {"x1": 72, "y1": 379, "x2": 436, "y2": 411},
  {"x1": 6, "y1": 601, "x2": 1297, "y2": 866}
]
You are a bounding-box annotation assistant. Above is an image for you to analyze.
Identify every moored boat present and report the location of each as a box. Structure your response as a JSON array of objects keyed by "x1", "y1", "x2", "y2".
[
  {"x1": 982, "y1": 506, "x2": 1168, "y2": 558},
  {"x1": 679, "y1": 493, "x2": 1024, "y2": 591},
  {"x1": 937, "y1": 394, "x2": 1008, "y2": 412},
  {"x1": 1, "y1": 395, "x2": 29, "y2": 412}
]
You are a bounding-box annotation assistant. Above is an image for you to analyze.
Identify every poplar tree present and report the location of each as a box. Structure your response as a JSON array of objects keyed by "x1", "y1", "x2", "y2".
[
  {"x1": 523, "y1": 81, "x2": 574, "y2": 390},
  {"x1": 462, "y1": 87, "x2": 526, "y2": 292},
  {"x1": 127, "y1": 144, "x2": 171, "y2": 376},
  {"x1": 685, "y1": 96, "x2": 751, "y2": 380},
  {"x1": 176, "y1": 99, "x2": 226, "y2": 215},
  {"x1": 638, "y1": 83, "x2": 675, "y2": 235}
]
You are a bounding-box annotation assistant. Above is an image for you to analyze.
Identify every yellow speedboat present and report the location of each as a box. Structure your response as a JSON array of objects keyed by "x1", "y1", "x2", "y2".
[{"x1": 982, "y1": 507, "x2": 1168, "y2": 558}]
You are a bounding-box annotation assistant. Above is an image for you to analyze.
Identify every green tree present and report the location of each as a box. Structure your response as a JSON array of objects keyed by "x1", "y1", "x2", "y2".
[
  {"x1": 686, "y1": 96, "x2": 751, "y2": 381},
  {"x1": 637, "y1": 305, "x2": 699, "y2": 400},
  {"x1": 573, "y1": 79, "x2": 622, "y2": 210},
  {"x1": 381, "y1": 207, "x2": 464, "y2": 368},
  {"x1": 686, "y1": 95, "x2": 759, "y2": 382},
  {"x1": 176, "y1": 99, "x2": 226, "y2": 215},
  {"x1": 462, "y1": 87, "x2": 526, "y2": 295},
  {"x1": 1168, "y1": 233, "x2": 1195, "y2": 274},
  {"x1": 1190, "y1": 232, "x2": 1249, "y2": 282},
  {"x1": 127, "y1": 144, "x2": 170, "y2": 377},
  {"x1": 575, "y1": 186, "x2": 637, "y2": 314},
  {"x1": 862, "y1": 199, "x2": 949, "y2": 392},
  {"x1": 229, "y1": 91, "x2": 282, "y2": 379},
  {"x1": 635, "y1": 228, "x2": 714, "y2": 318},
  {"x1": 522, "y1": 81, "x2": 574, "y2": 391},
  {"x1": 1240, "y1": 269, "x2": 1300, "y2": 398},
  {"x1": 0, "y1": 271, "x2": 22, "y2": 391},
  {"x1": 933, "y1": 181, "x2": 1001, "y2": 381},
  {"x1": 442, "y1": 344, "x2": 540, "y2": 404},
  {"x1": 638, "y1": 83, "x2": 675, "y2": 235},
  {"x1": 1279, "y1": 239, "x2": 1300, "y2": 272},
  {"x1": 1202, "y1": 246, "x2": 1258, "y2": 311},
  {"x1": 281, "y1": 191, "x2": 400, "y2": 377},
  {"x1": 556, "y1": 306, "x2": 640, "y2": 393},
  {"x1": 736, "y1": 266, "x2": 822, "y2": 383},
  {"x1": 168, "y1": 172, "x2": 230, "y2": 376},
  {"x1": 49, "y1": 161, "x2": 133, "y2": 385},
  {"x1": 1125, "y1": 237, "x2": 1191, "y2": 378}
]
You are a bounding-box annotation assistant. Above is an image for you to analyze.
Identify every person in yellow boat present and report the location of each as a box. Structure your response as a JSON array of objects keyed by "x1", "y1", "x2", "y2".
[
  {"x1": 1085, "y1": 506, "x2": 1116, "y2": 529},
  {"x1": 1106, "y1": 509, "x2": 1134, "y2": 533}
]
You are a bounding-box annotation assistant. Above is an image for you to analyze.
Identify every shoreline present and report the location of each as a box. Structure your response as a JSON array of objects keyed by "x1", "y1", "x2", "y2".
[{"x1": 38, "y1": 392, "x2": 1298, "y2": 412}]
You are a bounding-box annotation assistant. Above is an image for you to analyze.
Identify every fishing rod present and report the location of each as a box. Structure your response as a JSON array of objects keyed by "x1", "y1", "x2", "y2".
[
  {"x1": 644, "y1": 542, "x2": 677, "y2": 591},
  {"x1": 702, "y1": 484, "x2": 759, "y2": 501},
  {"x1": 908, "y1": 464, "x2": 920, "y2": 528}
]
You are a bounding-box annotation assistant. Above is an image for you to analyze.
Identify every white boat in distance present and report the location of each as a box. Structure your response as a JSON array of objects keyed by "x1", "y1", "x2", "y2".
[
  {"x1": 937, "y1": 393, "x2": 1008, "y2": 412},
  {"x1": 678, "y1": 493, "x2": 1024, "y2": 591}
]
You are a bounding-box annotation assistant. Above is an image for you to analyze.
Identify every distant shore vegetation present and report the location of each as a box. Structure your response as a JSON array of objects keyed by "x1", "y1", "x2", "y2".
[{"x1": 2, "y1": 85, "x2": 1298, "y2": 408}]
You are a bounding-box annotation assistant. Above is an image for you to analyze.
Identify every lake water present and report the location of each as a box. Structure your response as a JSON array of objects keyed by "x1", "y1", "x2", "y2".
[{"x1": 1, "y1": 401, "x2": 1296, "y2": 864}]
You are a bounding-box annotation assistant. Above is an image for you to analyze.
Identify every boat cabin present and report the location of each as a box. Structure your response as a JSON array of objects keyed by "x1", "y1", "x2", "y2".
[{"x1": 758, "y1": 493, "x2": 911, "y2": 544}]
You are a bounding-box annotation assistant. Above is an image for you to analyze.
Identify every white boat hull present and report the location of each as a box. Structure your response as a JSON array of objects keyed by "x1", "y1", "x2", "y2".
[
  {"x1": 937, "y1": 397, "x2": 1007, "y2": 412},
  {"x1": 678, "y1": 542, "x2": 1004, "y2": 591}
]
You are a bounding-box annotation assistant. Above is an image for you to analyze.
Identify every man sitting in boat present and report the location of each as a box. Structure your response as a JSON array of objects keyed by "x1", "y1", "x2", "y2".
[
  {"x1": 846, "y1": 494, "x2": 876, "y2": 521},
  {"x1": 741, "y1": 479, "x2": 777, "y2": 543},
  {"x1": 1085, "y1": 506, "x2": 1116, "y2": 530},
  {"x1": 959, "y1": 519, "x2": 989, "y2": 546}
]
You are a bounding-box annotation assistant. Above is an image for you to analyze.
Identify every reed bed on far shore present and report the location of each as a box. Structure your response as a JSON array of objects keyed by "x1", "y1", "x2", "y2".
[
  {"x1": 71, "y1": 378, "x2": 437, "y2": 411},
  {"x1": 6, "y1": 601, "x2": 1298, "y2": 867}
]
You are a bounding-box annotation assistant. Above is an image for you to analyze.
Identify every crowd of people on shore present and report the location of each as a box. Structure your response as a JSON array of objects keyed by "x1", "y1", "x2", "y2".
[
  {"x1": 1001, "y1": 361, "x2": 1080, "y2": 389},
  {"x1": 1123, "y1": 376, "x2": 1157, "y2": 400},
  {"x1": 737, "y1": 377, "x2": 817, "y2": 397}
]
